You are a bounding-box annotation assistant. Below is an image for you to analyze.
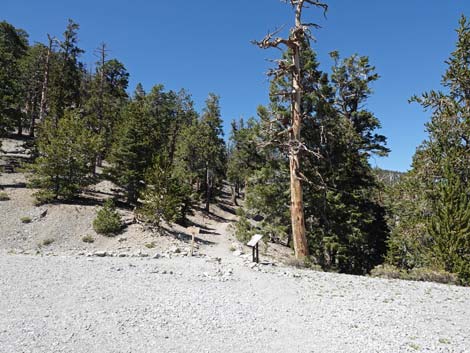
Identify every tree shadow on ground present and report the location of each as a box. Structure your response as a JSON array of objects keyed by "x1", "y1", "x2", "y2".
[
  {"x1": 162, "y1": 227, "x2": 215, "y2": 246},
  {"x1": 182, "y1": 218, "x2": 216, "y2": 233},
  {"x1": 5, "y1": 132, "x2": 35, "y2": 141},
  {"x1": 57, "y1": 196, "x2": 134, "y2": 211},
  {"x1": 218, "y1": 203, "x2": 237, "y2": 216},
  {"x1": 0, "y1": 182, "x2": 27, "y2": 189},
  {"x1": 192, "y1": 205, "x2": 235, "y2": 224}
]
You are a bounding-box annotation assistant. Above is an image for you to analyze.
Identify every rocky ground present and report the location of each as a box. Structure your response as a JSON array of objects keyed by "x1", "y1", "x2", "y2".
[
  {"x1": 1, "y1": 137, "x2": 470, "y2": 352},
  {"x1": 1, "y1": 253, "x2": 469, "y2": 353}
]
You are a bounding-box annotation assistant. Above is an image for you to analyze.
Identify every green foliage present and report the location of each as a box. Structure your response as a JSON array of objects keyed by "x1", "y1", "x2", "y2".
[
  {"x1": 82, "y1": 55, "x2": 129, "y2": 160},
  {"x1": 107, "y1": 85, "x2": 196, "y2": 204},
  {"x1": 234, "y1": 208, "x2": 254, "y2": 243},
  {"x1": 93, "y1": 199, "x2": 121, "y2": 236},
  {"x1": 42, "y1": 238, "x2": 55, "y2": 246},
  {"x1": 383, "y1": 169, "x2": 430, "y2": 269},
  {"x1": 385, "y1": 16, "x2": 470, "y2": 286},
  {"x1": 19, "y1": 43, "x2": 48, "y2": 136},
  {"x1": 33, "y1": 190, "x2": 56, "y2": 205},
  {"x1": 20, "y1": 216, "x2": 31, "y2": 223},
  {"x1": 427, "y1": 166, "x2": 470, "y2": 284},
  {"x1": 28, "y1": 112, "x2": 99, "y2": 202},
  {"x1": 227, "y1": 117, "x2": 263, "y2": 202},
  {"x1": 301, "y1": 52, "x2": 389, "y2": 274},
  {"x1": 245, "y1": 163, "x2": 290, "y2": 243},
  {"x1": 106, "y1": 95, "x2": 154, "y2": 203},
  {"x1": 369, "y1": 264, "x2": 405, "y2": 280},
  {"x1": 138, "y1": 157, "x2": 192, "y2": 227},
  {"x1": 173, "y1": 93, "x2": 226, "y2": 211},
  {"x1": 0, "y1": 192, "x2": 10, "y2": 201},
  {"x1": 370, "y1": 264, "x2": 459, "y2": 285},
  {"x1": 0, "y1": 21, "x2": 28, "y2": 136},
  {"x1": 48, "y1": 19, "x2": 84, "y2": 120},
  {"x1": 82, "y1": 234, "x2": 95, "y2": 243},
  {"x1": 243, "y1": 46, "x2": 389, "y2": 274},
  {"x1": 145, "y1": 242, "x2": 156, "y2": 249},
  {"x1": 230, "y1": 107, "x2": 290, "y2": 245}
]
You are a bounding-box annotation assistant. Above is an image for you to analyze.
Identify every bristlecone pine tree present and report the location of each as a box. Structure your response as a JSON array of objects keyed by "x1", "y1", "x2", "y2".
[
  {"x1": 253, "y1": 0, "x2": 328, "y2": 260},
  {"x1": 386, "y1": 16, "x2": 470, "y2": 284},
  {"x1": 427, "y1": 164, "x2": 470, "y2": 284},
  {"x1": 29, "y1": 111, "x2": 98, "y2": 203},
  {"x1": 0, "y1": 21, "x2": 28, "y2": 138},
  {"x1": 173, "y1": 93, "x2": 226, "y2": 213}
]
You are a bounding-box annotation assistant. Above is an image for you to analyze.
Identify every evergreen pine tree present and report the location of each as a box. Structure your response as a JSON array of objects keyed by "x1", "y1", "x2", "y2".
[
  {"x1": 427, "y1": 163, "x2": 470, "y2": 284},
  {"x1": 386, "y1": 16, "x2": 470, "y2": 283},
  {"x1": 106, "y1": 92, "x2": 155, "y2": 204},
  {"x1": 173, "y1": 93, "x2": 226, "y2": 212},
  {"x1": 29, "y1": 111, "x2": 98, "y2": 203},
  {"x1": 0, "y1": 21, "x2": 28, "y2": 137},
  {"x1": 48, "y1": 19, "x2": 84, "y2": 122}
]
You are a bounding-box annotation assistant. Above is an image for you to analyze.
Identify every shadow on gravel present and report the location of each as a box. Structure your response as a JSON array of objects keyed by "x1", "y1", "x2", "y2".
[
  {"x1": 163, "y1": 227, "x2": 215, "y2": 246},
  {"x1": 5, "y1": 132, "x2": 35, "y2": 141},
  {"x1": 0, "y1": 182, "x2": 27, "y2": 189},
  {"x1": 192, "y1": 205, "x2": 235, "y2": 224},
  {"x1": 218, "y1": 203, "x2": 237, "y2": 216},
  {"x1": 56, "y1": 196, "x2": 133, "y2": 211},
  {"x1": 205, "y1": 211, "x2": 235, "y2": 224},
  {"x1": 183, "y1": 218, "x2": 215, "y2": 232}
]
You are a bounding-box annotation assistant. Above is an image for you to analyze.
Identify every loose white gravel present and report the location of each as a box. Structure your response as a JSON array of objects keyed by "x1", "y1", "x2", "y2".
[{"x1": 1, "y1": 253, "x2": 469, "y2": 353}]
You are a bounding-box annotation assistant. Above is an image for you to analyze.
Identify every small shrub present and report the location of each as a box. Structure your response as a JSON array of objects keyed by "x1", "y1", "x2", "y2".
[
  {"x1": 82, "y1": 235, "x2": 95, "y2": 243},
  {"x1": 93, "y1": 199, "x2": 122, "y2": 236},
  {"x1": 20, "y1": 216, "x2": 32, "y2": 224},
  {"x1": 234, "y1": 208, "x2": 254, "y2": 243},
  {"x1": 304, "y1": 256, "x2": 323, "y2": 271},
  {"x1": 407, "y1": 267, "x2": 458, "y2": 285},
  {"x1": 42, "y1": 238, "x2": 54, "y2": 246},
  {"x1": 0, "y1": 192, "x2": 10, "y2": 201},
  {"x1": 285, "y1": 257, "x2": 307, "y2": 269},
  {"x1": 408, "y1": 343, "x2": 421, "y2": 351},
  {"x1": 229, "y1": 245, "x2": 236, "y2": 252},
  {"x1": 32, "y1": 190, "x2": 56, "y2": 205},
  {"x1": 370, "y1": 264, "x2": 459, "y2": 285},
  {"x1": 370, "y1": 264, "x2": 405, "y2": 280},
  {"x1": 145, "y1": 242, "x2": 156, "y2": 249}
]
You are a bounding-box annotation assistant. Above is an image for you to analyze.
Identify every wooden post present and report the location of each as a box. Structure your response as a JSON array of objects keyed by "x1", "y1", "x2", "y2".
[
  {"x1": 188, "y1": 226, "x2": 200, "y2": 256},
  {"x1": 248, "y1": 234, "x2": 263, "y2": 263}
]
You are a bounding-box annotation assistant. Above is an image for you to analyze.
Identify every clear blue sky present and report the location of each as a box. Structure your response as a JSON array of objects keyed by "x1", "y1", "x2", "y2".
[{"x1": 3, "y1": 0, "x2": 470, "y2": 171}]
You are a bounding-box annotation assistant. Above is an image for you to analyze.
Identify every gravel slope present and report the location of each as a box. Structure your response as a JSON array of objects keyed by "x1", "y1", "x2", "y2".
[{"x1": 1, "y1": 254, "x2": 469, "y2": 353}]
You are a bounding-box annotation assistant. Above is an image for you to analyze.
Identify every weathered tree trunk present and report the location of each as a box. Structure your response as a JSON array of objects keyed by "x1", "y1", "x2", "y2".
[
  {"x1": 231, "y1": 184, "x2": 238, "y2": 206},
  {"x1": 243, "y1": 177, "x2": 249, "y2": 200},
  {"x1": 29, "y1": 93, "x2": 39, "y2": 137},
  {"x1": 205, "y1": 163, "x2": 211, "y2": 213},
  {"x1": 39, "y1": 36, "x2": 53, "y2": 123},
  {"x1": 289, "y1": 14, "x2": 309, "y2": 259},
  {"x1": 17, "y1": 116, "x2": 22, "y2": 137},
  {"x1": 168, "y1": 126, "x2": 180, "y2": 168},
  {"x1": 96, "y1": 43, "x2": 107, "y2": 169},
  {"x1": 254, "y1": 0, "x2": 326, "y2": 259}
]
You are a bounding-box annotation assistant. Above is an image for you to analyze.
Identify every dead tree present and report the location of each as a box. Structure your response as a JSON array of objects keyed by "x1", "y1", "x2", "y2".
[
  {"x1": 39, "y1": 35, "x2": 56, "y2": 122},
  {"x1": 253, "y1": 0, "x2": 327, "y2": 259},
  {"x1": 94, "y1": 42, "x2": 109, "y2": 168}
]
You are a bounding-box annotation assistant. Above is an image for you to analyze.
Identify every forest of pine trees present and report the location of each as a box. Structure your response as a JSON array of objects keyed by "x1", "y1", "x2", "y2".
[{"x1": 1, "y1": 2, "x2": 469, "y2": 285}]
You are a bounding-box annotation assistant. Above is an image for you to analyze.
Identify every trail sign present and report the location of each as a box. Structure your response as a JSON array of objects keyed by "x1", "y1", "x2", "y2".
[{"x1": 247, "y1": 234, "x2": 263, "y2": 263}]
